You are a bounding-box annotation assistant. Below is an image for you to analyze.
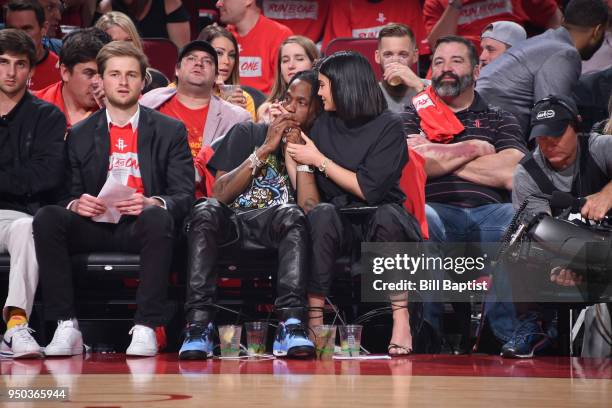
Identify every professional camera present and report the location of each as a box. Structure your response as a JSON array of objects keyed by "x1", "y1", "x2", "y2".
[{"x1": 496, "y1": 192, "x2": 612, "y2": 301}]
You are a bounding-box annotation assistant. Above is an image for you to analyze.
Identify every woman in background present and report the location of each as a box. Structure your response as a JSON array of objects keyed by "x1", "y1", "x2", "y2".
[
  {"x1": 95, "y1": 11, "x2": 169, "y2": 93},
  {"x1": 258, "y1": 35, "x2": 319, "y2": 123},
  {"x1": 198, "y1": 25, "x2": 256, "y2": 120},
  {"x1": 286, "y1": 51, "x2": 421, "y2": 356},
  {"x1": 97, "y1": 0, "x2": 190, "y2": 48}
]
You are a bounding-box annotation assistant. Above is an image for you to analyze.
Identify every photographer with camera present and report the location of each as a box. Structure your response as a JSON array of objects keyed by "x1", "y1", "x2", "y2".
[{"x1": 500, "y1": 94, "x2": 612, "y2": 358}]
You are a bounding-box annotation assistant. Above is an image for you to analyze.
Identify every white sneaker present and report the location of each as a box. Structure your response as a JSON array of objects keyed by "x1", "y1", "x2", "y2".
[
  {"x1": 44, "y1": 320, "x2": 83, "y2": 356},
  {"x1": 126, "y1": 325, "x2": 158, "y2": 357},
  {"x1": 0, "y1": 324, "x2": 43, "y2": 359}
]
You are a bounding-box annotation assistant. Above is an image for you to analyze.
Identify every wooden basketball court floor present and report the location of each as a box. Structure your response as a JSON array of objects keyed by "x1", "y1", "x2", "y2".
[{"x1": 2, "y1": 354, "x2": 612, "y2": 407}]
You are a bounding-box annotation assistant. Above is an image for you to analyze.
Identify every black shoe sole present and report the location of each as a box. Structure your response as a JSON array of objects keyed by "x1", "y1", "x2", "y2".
[
  {"x1": 179, "y1": 350, "x2": 208, "y2": 360},
  {"x1": 287, "y1": 346, "x2": 315, "y2": 359}
]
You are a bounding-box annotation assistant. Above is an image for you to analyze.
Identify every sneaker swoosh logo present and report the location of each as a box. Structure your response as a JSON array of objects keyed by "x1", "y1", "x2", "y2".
[{"x1": 3, "y1": 338, "x2": 12, "y2": 349}]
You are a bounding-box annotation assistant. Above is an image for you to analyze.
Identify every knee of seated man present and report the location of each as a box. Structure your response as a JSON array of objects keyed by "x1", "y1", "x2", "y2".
[
  {"x1": 186, "y1": 199, "x2": 227, "y2": 227},
  {"x1": 8, "y1": 216, "x2": 33, "y2": 237},
  {"x1": 306, "y1": 202, "x2": 336, "y2": 224},
  {"x1": 138, "y1": 205, "x2": 174, "y2": 233},
  {"x1": 275, "y1": 204, "x2": 306, "y2": 224},
  {"x1": 32, "y1": 205, "x2": 69, "y2": 234}
]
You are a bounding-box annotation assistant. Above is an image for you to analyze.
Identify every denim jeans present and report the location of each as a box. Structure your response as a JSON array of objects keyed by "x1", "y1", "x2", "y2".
[{"x1": 423, "y1": 202, "x2": 518, "y2": 342}]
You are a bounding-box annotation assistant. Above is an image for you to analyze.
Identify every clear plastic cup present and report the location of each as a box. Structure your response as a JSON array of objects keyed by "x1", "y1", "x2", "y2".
[
  {"x1": 313, "y1": 325, "x2": 336, "y2": 360},
  {"x1": 339, "y1": 325, "x2": 363, "y2": 357},
  {"x1": 219, "y1": 84, "x2": 240, "y2": 100},
  {"x1": 244, "y1": 321, "x2": 268, "y2": 356},
  {"x1": 218, "y1": 325, "x2": 242, "y2": 358}
]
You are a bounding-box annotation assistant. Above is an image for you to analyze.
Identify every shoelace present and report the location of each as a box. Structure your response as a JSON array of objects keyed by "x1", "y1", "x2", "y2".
[
  {"x1": 185, "y1": 324, "x2": 210, "y2": 341},
  {"x1": 13, "y1": 325, "x2": 37, "y2": 344},
  {"x1": 129, "y1": 326, "x2": 151, "y2": 345},
  {"x1": 512, "y1": 317, "x2": 547, "y2": 342},
  {"x1": 51, "y1": 321, "x2": 75, "y2": 345},
  {"x1": 285, "y1": 323, "x2": 309, "y2": 340}
]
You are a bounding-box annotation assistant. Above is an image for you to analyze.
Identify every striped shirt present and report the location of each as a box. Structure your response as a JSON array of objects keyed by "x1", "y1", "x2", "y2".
[{"x1": 402, "y1": 92, "x2": 526, "y2": 207}]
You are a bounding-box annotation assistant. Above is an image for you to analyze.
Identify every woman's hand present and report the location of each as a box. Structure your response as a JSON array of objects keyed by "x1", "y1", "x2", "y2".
[
  {"x1": 226, "y1": 87, "x2": 247, "y2": 109},
  {"x1": 286, "y1": 132, "x2": 324, "y2": 166}
]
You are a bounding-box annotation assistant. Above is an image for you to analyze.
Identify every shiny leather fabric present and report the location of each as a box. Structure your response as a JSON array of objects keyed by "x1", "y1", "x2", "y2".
[{"x1": 183, "y1": 199, "x2": 308, "y2": 324}]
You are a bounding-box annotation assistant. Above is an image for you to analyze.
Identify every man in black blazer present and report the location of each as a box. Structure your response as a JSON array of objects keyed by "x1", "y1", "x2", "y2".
[{"x1": 33, "y1": 41, "x2": 195, "y2": 357}]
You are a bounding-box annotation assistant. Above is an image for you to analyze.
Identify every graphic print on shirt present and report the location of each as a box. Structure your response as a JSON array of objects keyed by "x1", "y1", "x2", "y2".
[
  {"x1": 231, "y1": 154, "x2": 294, "y2": 209},
  {"x1": 457, "y1": 0, "x2": 513, "y2": 25},
  {"x1": 108, "y1": 125, "x2": 144, "y2": 193},
  {"x1": 239, "y1": 56, "x2": 263, "y2": 77},
  {"x1": 263, "y1": 0, "x2": 318, "y2": 19}
]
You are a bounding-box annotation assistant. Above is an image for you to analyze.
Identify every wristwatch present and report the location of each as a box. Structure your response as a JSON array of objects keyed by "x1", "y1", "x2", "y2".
[
  {"x1": 296, "y1": 165, "x2": 314, "y2": 173},
  {"x1": 449, "y1": 0, "x2": 461, "y2": 10}
]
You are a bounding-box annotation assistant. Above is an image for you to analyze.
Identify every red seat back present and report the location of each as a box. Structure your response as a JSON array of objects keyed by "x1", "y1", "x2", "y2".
[
  {"x1": 324, "y1": 37, "x2": 382, "y2": 80},
  {"x1": 142, "y1": 38, "x2": 178, "y2": 81}
]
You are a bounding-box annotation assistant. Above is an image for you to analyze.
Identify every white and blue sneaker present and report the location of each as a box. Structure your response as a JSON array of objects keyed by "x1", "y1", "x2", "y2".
[
  {"x1": 273, "y1": 318, "x2": 315, "y2": 359},
  {"x1": 0, "y1": 324, "x2": 43, "y2": 359},
  {"x1": 179, "y1": 323, "x2": 214, "y2": 360}
]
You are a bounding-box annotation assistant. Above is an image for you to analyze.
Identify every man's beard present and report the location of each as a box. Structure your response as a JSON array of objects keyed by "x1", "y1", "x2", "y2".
[
  {"x1": 432, "y1": 71, "x2": 474, "y2": 97},
  {"x1": 580, "y1": 33, "x2": 606, "y2": 61}
]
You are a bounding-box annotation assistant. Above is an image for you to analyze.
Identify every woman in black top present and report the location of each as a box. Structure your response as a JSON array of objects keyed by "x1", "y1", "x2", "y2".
[
  {"x1": 97, "y1": 0, "x2": 190, "y2": 48},
  {"x1": 286, "y1": 51, "x2": 421, "y2": 355}
]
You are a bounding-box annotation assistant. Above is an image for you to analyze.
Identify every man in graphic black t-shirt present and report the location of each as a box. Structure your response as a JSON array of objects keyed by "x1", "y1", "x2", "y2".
[{"x1": 179, "y1": 71, "x2": 322, "y2": 360}]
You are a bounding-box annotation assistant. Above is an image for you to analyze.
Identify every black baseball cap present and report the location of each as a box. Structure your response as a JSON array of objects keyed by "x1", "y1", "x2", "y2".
[
  {"x1": 177, "y1": 40, "x2": 218, "y2": 69},
  {"x1": 529, "y1": 95, "x2": 580, "y2": 140}
]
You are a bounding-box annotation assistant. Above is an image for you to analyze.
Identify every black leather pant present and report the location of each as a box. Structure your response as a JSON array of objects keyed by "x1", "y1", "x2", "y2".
[
  {"x1": 184, "y1": 199, "x2": 309, "y2": 325},
  {"x1": 307, "y1": 202, "x2": 422, "y2": 296}
]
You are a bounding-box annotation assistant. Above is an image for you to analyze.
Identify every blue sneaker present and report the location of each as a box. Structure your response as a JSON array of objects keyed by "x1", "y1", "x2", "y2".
[
  {"x1": 273, "y1": 318, "x2": 315, "y2": 358},
  {"x1": 179, "y1": 323, "x2": 214, "y2": 360},
  {"x1": 500, "y1": 313, "x2": 551, "y2": 359}
]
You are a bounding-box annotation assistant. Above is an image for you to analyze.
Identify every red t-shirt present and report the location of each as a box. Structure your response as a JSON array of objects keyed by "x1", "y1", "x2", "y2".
[
  {"x1": 423, "y1": 0, "x2": 559, "y2": 48},
  {"x1": 261, "y1": 0, "x2": 330, "y2": 43},
  {"x1": 29, "y1": 50, "x2": 61, "y2": 91},
  {"x1": 33, "y1": 80, "x2": 97, "y2": 127},
  {"x1": 159, "y1": 95, "x2": 209, "y2": 158},
  {"x1": 228, "y1": 14, "x2": 293, "y2": 95},
  {"x1": 108, "y1": 124, "x2": 144, "y2": 194},
  {"x1": 322, "y1": 0, "x2": 427, "y2": 54}
]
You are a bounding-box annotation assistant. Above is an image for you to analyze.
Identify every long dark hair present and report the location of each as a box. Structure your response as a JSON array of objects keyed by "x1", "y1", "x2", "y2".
[{"x1": 317, "y1": 51, "x2": 387, "y2": 123}]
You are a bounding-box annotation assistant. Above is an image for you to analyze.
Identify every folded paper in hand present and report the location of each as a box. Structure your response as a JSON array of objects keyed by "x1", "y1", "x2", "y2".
[{"x1": 92, "y1": 176, "x2": 136, "y2": 223}]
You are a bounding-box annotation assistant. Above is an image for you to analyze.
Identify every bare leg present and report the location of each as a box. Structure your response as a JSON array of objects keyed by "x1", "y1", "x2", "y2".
[
  {"x1": 308, "y1": 294, "x2": 325, "y2": 339},
  {"x1": 389, "y1": 296, "x2": 412, "y2": 355}
]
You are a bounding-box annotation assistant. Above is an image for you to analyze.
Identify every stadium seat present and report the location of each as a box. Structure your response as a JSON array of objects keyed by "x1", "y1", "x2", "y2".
[
  {"x1": 142, "y1": 38, "x2": 179, "y2": 81},
  {"x1": 324, "y1": 38, "x2": 382, "y2": 80}
]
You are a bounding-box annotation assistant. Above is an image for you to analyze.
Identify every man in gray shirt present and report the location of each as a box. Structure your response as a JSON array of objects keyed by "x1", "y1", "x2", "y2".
[
  {"x1": 476, "y1": 0, "x2": 608, "y2": 139},
  {"x1": 375, "y1": 23, "x2": 429, "y2": 113},
  {"x1": 498, "y1": 95, "x2": 612, "y2": 359}
]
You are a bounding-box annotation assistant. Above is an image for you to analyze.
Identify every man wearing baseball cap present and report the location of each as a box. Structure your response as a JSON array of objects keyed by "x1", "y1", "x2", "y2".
[
  {"x1": 479, "y1": 21, "x2": 526, "y2": 68},
  {"x1": 498, "y1": 94, "x2": 612, "y2": 358},
  {"x1": 140, "y1": 40, "x2": 251, "y2": 193}
]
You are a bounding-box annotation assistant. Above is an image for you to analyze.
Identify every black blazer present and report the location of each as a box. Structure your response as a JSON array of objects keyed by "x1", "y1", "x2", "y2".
[
  {"x1": 65, "y1": 106, "x2": 195, "y2": 222},
  {"x1": 0, "y1": 92, "x2": 66, "y2": 215}
]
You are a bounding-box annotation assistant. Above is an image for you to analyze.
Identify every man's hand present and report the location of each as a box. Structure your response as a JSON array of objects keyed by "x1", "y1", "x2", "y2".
[
  {"x1": 115, "y1": 193, "x2": 160, "y2": 216},
  {"x1": 581, "y1": 190, "x2": 612, "y2": 221},
  {"x1": 71, "y1": 193, "x2": 106, "y2": 218},
  {"x1": 260, "y1": 113, "x2": 300, "y2": 156},
  {"x1": 407, "y1": 134, "x2": 431, "y2": 148},
  {"x1": 464, "y1": 139, "x2": 496, "y2": 157},
  {"x1": 286, "y1": 132, "x2": 324, "y2": 166},
  {"x1": 383, "y1": 62, "x2": 424, "y2": 90},
  {"x1": 550, "y1": 266, "x2": 583, "y2": 286}
]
